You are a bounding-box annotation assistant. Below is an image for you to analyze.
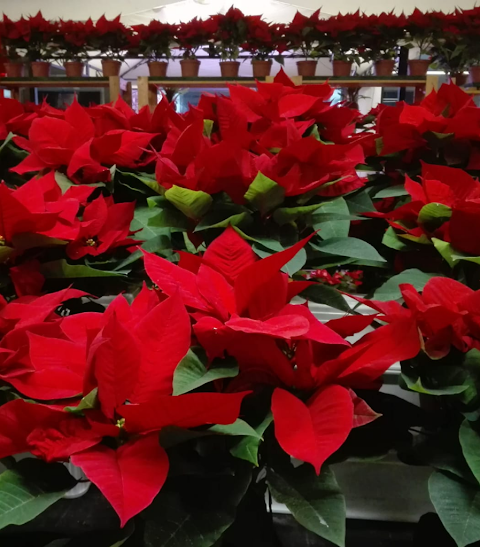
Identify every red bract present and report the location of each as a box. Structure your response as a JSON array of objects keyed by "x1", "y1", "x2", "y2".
[
  {"x1": 66, "y1": 196, "x2": 137, "y2": 259},
  {"x1": 377, "y1": 163, "x2": 480, "y2": 257},
  {"x1": 358, "y1": 277, "x2": 480, "y2": 359},
  {"x1": 255, "y1": 137, "x2": 365, "y2": 196},
  {"x1": 0, "y1": 288, "x2": 249, "y2": 526}
]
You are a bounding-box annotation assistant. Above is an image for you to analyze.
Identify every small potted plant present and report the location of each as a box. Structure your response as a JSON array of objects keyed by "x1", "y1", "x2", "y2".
[
  {"x1": 455, "y1": 7, "x2": 480, "y2": 84},
  {"x1": 322, "y1": 12, "x2": 364, "y2": 77},
  {"x1": 242, "y1": 17, "x2": 285, "y2": 78},
  {"x1": 91, "y1": 15, "x2": 132, "y2": 77},
  {"x1": 22, "y1": 12, "x2": 59, "y2": 77},
  {"x1": 430, "y1": 11, "x2": 469, "y2": 85},
  {"x1": 176, "y1": 18, "x2": 215, "y2": 77},
  {"x1": 286, "y1": 9, "x2": 326, "y2": 77},
  {"x1": 132, "y1": 21, "x2": 176, "y2": 78},
  {"x1": 362, "y1": 12, "x2": 406, "y2": 76},
  {"x1": 210, "y1": 7, "x2": 247, "y2": 78},
  {"x1": 56, "y1": 19, "x2": 94, "y2": 78},
  {"x1": 0, "y1": 15, "x2": 28, "y2": 77},
  {"x1": 404, "y1": 8, "x2": 433, "y2": 76}
]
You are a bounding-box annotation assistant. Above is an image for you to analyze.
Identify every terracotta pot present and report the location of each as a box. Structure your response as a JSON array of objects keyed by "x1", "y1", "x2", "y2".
[
  {"x1": 101, "y1": 59, "x2": 121, "y2": 77},
  {"x1": 470, "y1": 66, "x2": 480, "y2": 83},
  {"x1": 332, "y1": 60, "x2": 352, "y2": 77},
  {"x1": 374, "y1": 59, "x2": 395, "y2": 76},
  {"x1": 297, "y1": 60, "x2": 317, "y2": 77},
  {"x1": 4, "y1": 62, "x2": 23, "y2": 77},
  {"x1": 148, "y1": 61, "x2": 168, "y2": 77},
  {"x1": 31, "y1": 61, "x2": 50, "y2": 78},
  {"x1": 180, "y1": 58, "x2": 200, "y2": 77},
  {"x1": 64, "y1": 61, "x2": 84, "y2": 77},
  {"x1": 408, "y1": 59, "x2": 430, "y2": 76},
  {"x1": 252, "y1": 59, "x2": 272, "y2": 78},
  {"x1": 220, "y1": 61, "x2": 240, "y2": 78},
  {"x1": 450, "y1": 72, "x2": 468, "y2": 86}
]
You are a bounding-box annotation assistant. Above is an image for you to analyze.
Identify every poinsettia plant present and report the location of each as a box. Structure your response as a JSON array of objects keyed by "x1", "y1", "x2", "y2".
[
  {"x1": 318, "y1": 12, "x2": 365, "y2": 64},
  {"x1": 241, "y1": 18, "x2": 287, "y2": 62},
  {"x1": 285, "y1": 10, "x2": 328, "y2": 60},
  {"x1": 351, "y1": 277, "x2": 480, "y2": 547},
  {"x1": 403, "y1": 8, "x2": 434, "y2": 59},
  {"x1": 54, "y1": 19, "x2": 95, "y2": 62},
  {"x1": 0, "y1": 11, "x2": 59, "y2": 62},
  {"x1": 131, "y1": 21, "x2": 177, "y2": 60},
  {"x1": 210, "y1": 7, "x2": 247, "y2": 61},
  {"x1": 176, "y1": 18, "x2": 216, "y2": 60},
  {"x1": 0, "y1": 226, "x2": 421, "y2": 545},
  {"x1": 89, "y1": 15, "x2": 132, "y2": 61},
  {"x1": 361, "y1": 12, "x2": 406, "y2": 62}
]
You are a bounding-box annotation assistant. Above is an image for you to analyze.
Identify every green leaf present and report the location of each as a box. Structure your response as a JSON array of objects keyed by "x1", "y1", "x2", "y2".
[
  {"x1": 130, "y1": 206, "x2": 171, "y2": 251},
  {"x1": 230, "y1": 413, "x2": 273, "y2": 466},
  {"x1": 375, "y1": 185, "x2": 410, "y2": 198},
  {"x1": 272, "y1": 203, "x2": 323, "y2": 225},
  {"x1": 165, "y1": 185, "x2": 213, "y2": 220},
  {"x1": 195, "y1": 211, "x2": 249, "y2": 232},
  {"x1": 118, "y1": 171, "x2": 163, "y2": 195},
  {"x1": 450, "y1": 252, "x2": 480, "y2": 266},
  {"x1": 0, "y1": 459, "x2": 77, "y2": 530},
  {"x1": 0, "y1": 246, "x2": 15, "y2": 263},
  {"x1": 429, "y1": 470, "x2": 480, "y2": 547},
  {"x1": 432, "y1": 238, "x2": 459, "y2": 268},
  {"x1": 300, "y1": 284, "x2": 351, "y2": 312},
  {"x1": 148, "y1": 208, "x2": 190, "y2": 231},
  {"x1": 267, "y1": 465, "x2": 346, "y2": 547},
  {"x1": 312, "y1": 198, "x2": 351, "y2": 239},
  {"x1": 403, "y1": 373, "x2": 469, "y2": 395},
  {"x1": 41, "y1": 260, "x2": 127, "y2": 279},
  {"x1": 173, "y1": 350, "x2": 239, "y2": 396},
  {"x1": 142, "y1": 464, "x2": 251, "y2": 547},
  {"x1": 0, "y1": 133, "x2": 14, "y2": 156},
  {"x1": 373, "y1": 269, "x2": 439, "y2": 301},
  {"x1": 418, "y1": 202, "x2": 452, "y2": 230},
  {"x1": 10, "y1": 233, "x2": 67, "y2": 252},
  {"x1": 203, "y1": 119, "x2": 214, "y2": 137},
  {"x1": 347, "y1": 189, "x2": 375, "y2": 215},
  {"x1": 64, "y1": 388, "x2": 98, "y2": 415},
  {"x1": 54, "y1": 171, "x2": 103, "y2": 194},
  {"x1": 209, "y1": 419, "x2": 261, "y2": 438},
  {"x1": 312, "y1": 237, "x2": 386, "y2": 262},
  {"x1": 460, "y1": 420, "x2": 480, "y2": 484},
  {"x1": 253, "y1": 244, "x2": 307, "y2": 275},
  {"x1": 382, "y1": 226, "x2": 408, "y2": 251},
  {"x1": 244, "y1": 172, "x2": 285, "y2": 215}
]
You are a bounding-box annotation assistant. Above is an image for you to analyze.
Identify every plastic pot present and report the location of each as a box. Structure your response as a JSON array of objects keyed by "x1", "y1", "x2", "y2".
[
  {"x1": 332, "y1": 60, "x2": 352, "y2": 77},
  {"x1": 408, "y1": 59, "x2": 430, "y2": 76},
  {"x1": 4, "y1": 62, "x2": 23, "y2": 77},
  {"x1": 180, "y1": 58, "x2": 200, "y2": 77},
  {"x1": 31, "y1": 61, "x2": 50, "y2": 78},
  {"x1": 64, "y1": 61, "x2": 84, "y2": 77},
  {"x1": 374, "y1": 59, "x2": 395, "y2": 76},
  {"x1": 148, "y1": 61, "x2": 168, "y2": 77},
  {"x1": 470, "y1": 66, "x2": 480, "y2": 83},
  {"x1": 101, "y1": 59, "x2": 121, "y2": 77},
  {"x1": 296, "y1": 60, "x2": 317, "y2": 77},
  {"x1": 252, "y1": 59, "x2": 272, "y2": 78},
  {"x1": 220, "y1": 61, "x2": 240, "y2": 77},
  {"x1": 451, "y1": 72, "x2": 468, "y2": 86}
]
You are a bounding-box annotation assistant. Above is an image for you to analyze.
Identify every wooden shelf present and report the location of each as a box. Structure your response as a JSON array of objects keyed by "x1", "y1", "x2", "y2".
[{"x1": 0, "y1": 77, "x2": 110, "y2": 88}]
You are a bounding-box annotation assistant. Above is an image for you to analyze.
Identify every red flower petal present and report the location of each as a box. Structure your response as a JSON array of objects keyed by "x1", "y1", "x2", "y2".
[
  {"x1": 272, "y1": 386, "x2": 353, "y2": 474},
  {"x1": 72, "y1": 434, "x2": 169, "y2": 527}
]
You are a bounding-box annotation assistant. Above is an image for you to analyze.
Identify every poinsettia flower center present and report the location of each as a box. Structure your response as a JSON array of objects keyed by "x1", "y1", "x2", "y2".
[
  {"x1": 116, "y1": 418, "x2": 126, "y2": 429},
  {"x1": 0, "y1": 235, "x2": 5, "y2": 246},
  {"x1": 84, "y1": 237, "x2": 98, "y2": 247}
]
